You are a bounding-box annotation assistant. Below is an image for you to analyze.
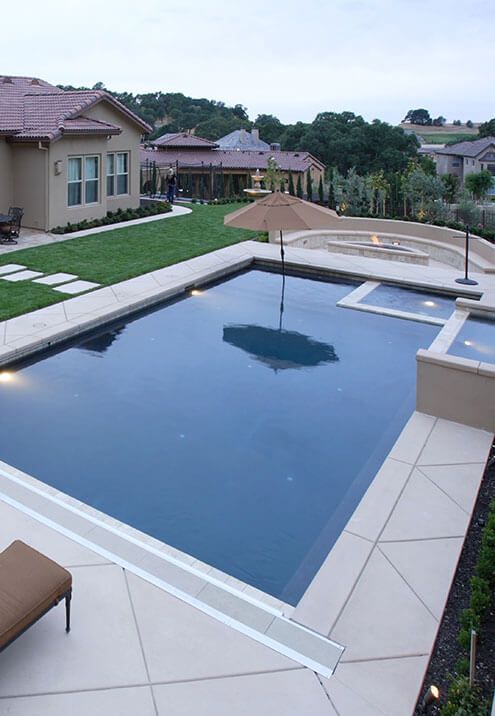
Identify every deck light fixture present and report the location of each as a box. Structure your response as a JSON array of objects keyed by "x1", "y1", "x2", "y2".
[
  {"x1": 420, "y1": 684, "x2": 440, "y2": 712},
  {"x1": 190, "y1": 289, "x2": 202, "y2": 296},
  {"x1": 0, "y1": 371, "x2": 14, "y2": 383}
]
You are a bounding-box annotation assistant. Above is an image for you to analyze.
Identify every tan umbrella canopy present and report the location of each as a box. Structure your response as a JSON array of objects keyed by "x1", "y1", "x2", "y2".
[{"x1": 224, "y1": 191, "x2": 342, "y2": 270}]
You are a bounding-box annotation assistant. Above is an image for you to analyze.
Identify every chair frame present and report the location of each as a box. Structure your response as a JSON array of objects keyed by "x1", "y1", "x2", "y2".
[{"x1": 0, "y1": 587, "x2": 72, "y2": 654}]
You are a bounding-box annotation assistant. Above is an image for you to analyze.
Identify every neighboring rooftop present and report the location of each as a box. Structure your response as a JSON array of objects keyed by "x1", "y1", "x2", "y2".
[
  {"x1": 216, "y1": 128, "x2": 270, "y2": 151},
  {"x1": 0, "y1": 75, "x2": 151, "y2": 141},
  {"x1": 435, "y1": 136, "x2": 495, "y2": 157},
  {"x1": 141, "y1": 146, "x2": 324, "y2": 172},
  {"x1": 152, "y1": 132, "x2": 218, "y2": 149}
]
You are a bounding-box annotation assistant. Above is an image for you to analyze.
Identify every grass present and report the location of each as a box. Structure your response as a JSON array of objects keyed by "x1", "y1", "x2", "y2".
[
  {"x1": 419, "y1": 133, "x2": 476, "y2": 144},
  {"x1": 0, "y1": 203, "x2": 258, "y2": 321}
]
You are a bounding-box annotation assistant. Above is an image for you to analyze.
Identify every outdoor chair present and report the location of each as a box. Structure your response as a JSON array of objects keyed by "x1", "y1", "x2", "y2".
[
  {"x1": 0, "y1": 540, "x2": 72, "y2": 653},
  {"x1": 0, "y1": 207, "x2": 23, "y2": 244}
]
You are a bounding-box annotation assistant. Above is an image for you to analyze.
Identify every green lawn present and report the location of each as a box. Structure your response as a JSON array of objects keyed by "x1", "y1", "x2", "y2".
[{"x1": 0, "y1": 203, "x2": 258, "y2": 321}]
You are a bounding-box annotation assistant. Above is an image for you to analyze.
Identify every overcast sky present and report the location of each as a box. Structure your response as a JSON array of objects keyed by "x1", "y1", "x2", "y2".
[{"x1": 2, "y1": 0, "x2": 492, "y2": 125}]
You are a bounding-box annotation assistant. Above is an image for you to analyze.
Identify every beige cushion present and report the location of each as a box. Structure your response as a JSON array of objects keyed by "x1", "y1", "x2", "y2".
[{"x1": 0, "y1": 540, "x2": 72, "y2": 649}]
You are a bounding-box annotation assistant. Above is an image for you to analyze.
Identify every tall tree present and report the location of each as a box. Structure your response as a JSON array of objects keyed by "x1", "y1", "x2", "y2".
[
  {"x1": 318, "y1": 175, "x2": 324, "y2": 203},
  {"x1": 327, "y1": 168, "x2": 336, "y2": 210},
  {"x1": 296, "y1": 174, "x2": 303, "y2": 198},
  {"x1": 306, "y1": 170, "x2": 313, "y2": 201},
  {"x1": 288, "y1": 171, "x2": 295, "y2": 196}
]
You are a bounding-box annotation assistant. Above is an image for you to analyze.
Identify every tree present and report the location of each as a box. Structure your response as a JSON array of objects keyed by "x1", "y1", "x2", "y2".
[
  {"x1": 264, "y1": 156, "x2": 282, "y2": 191},
  {"x1": 306, "y1": 170, "x2": 313, "y2": 201},
  {"x1": 432, "y1": 116, "x2": 446, "y2": 127},
  {"x1": 402, "y1": 166, "x2": 445, "y2": 216},
  {"x1": 457, "y1": 193, "x2": 480, "y2": 226},
  {"x1": 466, "y1": 120, "x2": 474, "y2": 128},
  {"x1": 341, "y1": 168, "x2": 372, "y2": 216},
  {"x1": 368, "y1": 170, "x2": 389, "y2": 215},
  {"x1": 464, "y1": 171, "x2": 494, "y2": 201},
  {"x1": 318, "y1": 175, "x2": 324, "y2": 203},
  {"x1": 288, "y1": 171, "x2": 295, "y2": 196},
  {"x1": 402, "y1": 109, "x2": 432, "y2": 126},
  {"x1": 453, "y1": 119, "x2": 462, "y2": 126},
  {"x1": 478, "y1": 118, "x2": 495, "y2": 138},
  {"x1": 232, "y1": 104, "x2": 249, "y2": 121},
  {"x1": 296, "y1": 174, "x2": 303, "y2": 198},
  {"x1": 254, "y1": 114, "x2": 284, "y2": 145},
  {"x1": 327, "y1": 168, "x2": 336, "y2": 210},
  {"x1": 441, "y1": 173, "x2": 460, "y2": 203}
]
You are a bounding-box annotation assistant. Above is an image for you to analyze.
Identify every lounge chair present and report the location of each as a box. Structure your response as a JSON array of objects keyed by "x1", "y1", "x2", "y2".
[
  {"x1": 0, "y1": 540, "x2": 72, "y2": 653},
  {"x1": 0, "y1": 207, "x2": 23, "y2": 244}
]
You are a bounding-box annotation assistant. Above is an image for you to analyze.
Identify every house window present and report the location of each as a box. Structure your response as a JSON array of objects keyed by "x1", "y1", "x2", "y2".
[
  {"x1": 67, "y1": 155, "x2": 99, "y2": 206},
  {"x1": 452, "y1": 161, "x2": 460, "y2": 167},
  {"x1": 106, "y1": 152, "x2": 129, "y2": 196},
  {"x1": 68, "y1": 158, "x2": 82, "y2": 206}
]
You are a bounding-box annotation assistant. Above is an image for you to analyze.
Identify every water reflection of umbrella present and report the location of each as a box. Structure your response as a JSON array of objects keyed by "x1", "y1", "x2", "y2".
[
  {"x1": 223, "y1": 324, "x2": 338, "y2": 371},
  {"x1": 224, "y1": 191, "x2": 341, "y2": 272}
]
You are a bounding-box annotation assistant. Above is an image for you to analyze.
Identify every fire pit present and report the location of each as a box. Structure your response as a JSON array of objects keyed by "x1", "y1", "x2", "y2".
[{"x1": 327, "y1": 235, "x2": 429, "y2": 265}]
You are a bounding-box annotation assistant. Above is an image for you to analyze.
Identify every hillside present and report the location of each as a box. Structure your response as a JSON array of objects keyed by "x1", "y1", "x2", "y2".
[{"x1": 399, "y1": 122, "x2": 479, "y2": 145}]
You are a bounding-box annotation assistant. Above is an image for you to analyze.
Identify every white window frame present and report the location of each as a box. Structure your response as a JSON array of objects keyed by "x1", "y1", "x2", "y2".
[
  {"x1": 67, "y1": 155, "x2": 100, "y2": 207},
  {"x1": 106, "y1": 151, "x2": 129, "y2": 197}
]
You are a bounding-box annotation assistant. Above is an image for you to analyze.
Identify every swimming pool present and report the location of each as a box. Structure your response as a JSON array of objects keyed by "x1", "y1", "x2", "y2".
[{"x1": 0, "y1": 270, "x2": 439, "y2": 604}]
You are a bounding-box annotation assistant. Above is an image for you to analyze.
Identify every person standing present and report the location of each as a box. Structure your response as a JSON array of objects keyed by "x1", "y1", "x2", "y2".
[{"x1": 167, "y1": 167, "x2": 177, "y2": 204}]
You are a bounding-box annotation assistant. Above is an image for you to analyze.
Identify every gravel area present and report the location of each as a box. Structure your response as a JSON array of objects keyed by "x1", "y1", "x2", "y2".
[{"x1": 414, "y1": 441, "x2": 495, "y2": 714}]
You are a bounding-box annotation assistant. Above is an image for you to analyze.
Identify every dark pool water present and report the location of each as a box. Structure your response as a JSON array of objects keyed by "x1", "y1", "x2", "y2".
[
  {"x1": 361, "y1": 284, "x2": 459, "y2": 320},
  {"x1": 448, "y1": 316, "x2": 495, "y2": 362},
  {"x1": 0, "y1": 271, "x2": 439, "y2": 604}
]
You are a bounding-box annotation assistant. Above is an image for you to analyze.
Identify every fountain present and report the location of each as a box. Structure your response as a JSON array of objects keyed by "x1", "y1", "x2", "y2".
[{"x1": 244, "y1": 169, "x2": 271, "y2": 199}]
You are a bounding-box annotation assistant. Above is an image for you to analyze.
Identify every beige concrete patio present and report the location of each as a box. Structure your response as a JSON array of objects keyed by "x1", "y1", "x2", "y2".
[{"x1": 0, "y1": 240, "x2": 494, "y2": 714}]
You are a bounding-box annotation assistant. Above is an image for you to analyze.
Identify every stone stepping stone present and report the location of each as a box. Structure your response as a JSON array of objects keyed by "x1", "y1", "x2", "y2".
[
  {"x1": 53, "y1": 280, "x2": 100, "y2": 295},
  {"x1": 0, "y1": 264, "x2": 27, "y2": 275},
  {"x1": 1, "y1": 270, "x2": 44, "y2": 282},
  {"x1": 33, "y1": 273, "x2": 78, "y2": 286}
]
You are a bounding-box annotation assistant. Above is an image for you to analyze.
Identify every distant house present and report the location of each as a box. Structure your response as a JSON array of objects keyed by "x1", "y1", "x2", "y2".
[
  {"x1": 0, "y1": 76, "x2": 151, "y2": 231},
  {"x1": 142, "y1": 131, "x2": 324, "y2": 199},
  {"x1": 216, "y1": 128, "x2": 270, "y2": 151},
  {"x1": 434, "y1": 136, "x2": 495, "y2": 195}
]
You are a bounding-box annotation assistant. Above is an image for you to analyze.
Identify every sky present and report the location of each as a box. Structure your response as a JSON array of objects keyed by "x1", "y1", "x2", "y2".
[{"x1": 1, "y1": 0, "x2": 492, "y2": 126}]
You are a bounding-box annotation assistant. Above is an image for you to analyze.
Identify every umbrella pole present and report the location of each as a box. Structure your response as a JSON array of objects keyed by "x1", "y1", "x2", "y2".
[{"x1": 279, "y1": 229, "x2": 285, "y2": 275}]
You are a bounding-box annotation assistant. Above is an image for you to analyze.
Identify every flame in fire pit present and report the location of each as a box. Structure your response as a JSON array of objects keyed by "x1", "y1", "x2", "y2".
[{"x1": 370, "y1": 234, "x2": 380, "y2": 245}]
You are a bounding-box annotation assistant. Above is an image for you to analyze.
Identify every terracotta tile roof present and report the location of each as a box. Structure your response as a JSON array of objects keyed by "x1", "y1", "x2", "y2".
[
  {"x1": 0, "y1": 75, "x2": 151, "y2": 141},
  {"x1": 435, "y1": 136, "x2": 495, "y2": 158},
  {"x1": 152, "y1": 132, "x2": 218, "y2": 148},
  {"x1": 141, "y1": 147, "x2": 323, "y2": 172}
]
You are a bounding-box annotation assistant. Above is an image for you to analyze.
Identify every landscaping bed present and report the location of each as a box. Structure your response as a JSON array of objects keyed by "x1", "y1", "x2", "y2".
[{"x1": 414, "y1": 441, "x2": 495, "y2": 715}]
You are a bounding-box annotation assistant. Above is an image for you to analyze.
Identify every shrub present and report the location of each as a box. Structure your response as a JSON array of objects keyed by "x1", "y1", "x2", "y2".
[
  {"x1": 441, "y1": 676, "x2": 488, "y2": 716},
  {"x1": 51, "y1": 201, "x2": 171, "y2": 234}
]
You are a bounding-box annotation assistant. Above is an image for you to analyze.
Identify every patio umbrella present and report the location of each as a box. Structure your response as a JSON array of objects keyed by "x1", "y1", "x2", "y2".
[{"x1": 224, "y1": 190, "x2": 342, "y2": 272}]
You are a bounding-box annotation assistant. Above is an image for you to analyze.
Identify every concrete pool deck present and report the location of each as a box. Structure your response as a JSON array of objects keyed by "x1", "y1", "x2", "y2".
[{"x1": 0, "y1": 240, "x2": 494, "y2": 714}]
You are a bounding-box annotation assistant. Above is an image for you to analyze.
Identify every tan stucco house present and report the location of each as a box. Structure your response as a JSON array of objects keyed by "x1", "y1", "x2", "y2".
[
  {"x1": 0, "y1": 76, "x2": 151, "y2": 231},
  {"x1": 434, "y1": 136, "x2": 495, "y2": 195}
]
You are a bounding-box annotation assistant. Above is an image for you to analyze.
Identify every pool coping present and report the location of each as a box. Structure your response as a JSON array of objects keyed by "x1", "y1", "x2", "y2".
[{"x1": 0, "y1": 240, "x2": 493, "y2": 708}]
